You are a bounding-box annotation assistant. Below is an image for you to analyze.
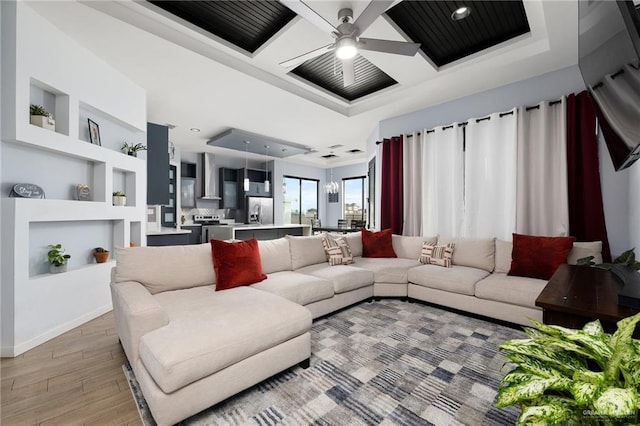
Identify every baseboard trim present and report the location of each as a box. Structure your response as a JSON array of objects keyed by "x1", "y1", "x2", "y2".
[{"x1": 3, "y1": 304, "x2": 112, "y2": 357}]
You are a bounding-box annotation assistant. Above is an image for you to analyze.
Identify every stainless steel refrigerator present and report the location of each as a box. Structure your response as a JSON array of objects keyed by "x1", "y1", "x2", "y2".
[{"x1": 246, "y1": 196, "x2": 273, "y2": 224}]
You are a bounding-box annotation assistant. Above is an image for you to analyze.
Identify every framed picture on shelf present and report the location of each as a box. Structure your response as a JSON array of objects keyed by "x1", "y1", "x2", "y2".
[{"x1": 88, "y1": 119, "x2": 101, "y2": 146}]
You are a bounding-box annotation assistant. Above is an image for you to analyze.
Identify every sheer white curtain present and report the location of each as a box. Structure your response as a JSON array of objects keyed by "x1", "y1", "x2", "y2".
[
  {"x1": 421, "y1": 125, "x2": 465, "y2": 237},
  {"x1": 403, "y1": 132, "x2": 422, "y2": 236},
  {"x1": 516, "y1": 99, "x2": 568, "y2": 236},
  {"x1": 463, "y1": 109, "x2": 518, "y2": 240}
]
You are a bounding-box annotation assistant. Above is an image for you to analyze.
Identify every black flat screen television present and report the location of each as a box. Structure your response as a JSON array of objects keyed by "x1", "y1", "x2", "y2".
[{"x1": 578, "y1": 0, "x2": 640, "y2": 171}]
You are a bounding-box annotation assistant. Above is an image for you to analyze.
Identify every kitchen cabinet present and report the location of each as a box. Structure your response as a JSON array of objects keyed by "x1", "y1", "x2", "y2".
[
  {"x1": 147, "y1": 233, "x2": 190, "y2": 246},
  {"x1": 161, "y1": 165, "x2": 177, "y2": 227},
  {"x1": 219, "y1": 167, "x2": 241, "y2": 208},
  {"x1": 240, "y1": 168, "x2": 272, "y2": 197},
  {"x1": 147, "y1": 123, "x2": 169, "y2": 205},
  {"x1": 181, "y1": 225, "x2": 202, "y2": 245},
  {"x1": 234, "y1": 227, "x2": 304, "y2": 241}
]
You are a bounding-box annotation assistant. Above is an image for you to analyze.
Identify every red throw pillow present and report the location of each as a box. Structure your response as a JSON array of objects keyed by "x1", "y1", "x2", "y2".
[
  {"x1": 508, "y1": 233, "x2": 576, "y2": 280},
  {"x1": 361, "y1": 228, "x2": 397, "y2": 258},
  {"x1": 210, "y1": 238, "x2": 267, "y2": 291}
]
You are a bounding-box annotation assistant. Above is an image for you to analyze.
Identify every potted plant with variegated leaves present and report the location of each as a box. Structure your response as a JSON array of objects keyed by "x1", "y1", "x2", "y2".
[{"x1": 495, "y1": 313, "x2": 640, "y2": 425}]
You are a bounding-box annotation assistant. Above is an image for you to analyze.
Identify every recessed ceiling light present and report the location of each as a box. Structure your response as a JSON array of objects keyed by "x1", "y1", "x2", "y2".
[
  {"x1": 190, "y1": 127, "x2": 201, "y2": 132},
  {"x1": 451, "y1": 6, "x2": 470, "y2": 21}
]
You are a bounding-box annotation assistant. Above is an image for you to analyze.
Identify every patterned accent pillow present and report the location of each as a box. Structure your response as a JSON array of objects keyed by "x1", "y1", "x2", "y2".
[
  {"x1": 419, "y1": 243, "x2": 455, "y2": 267},
  {"x1": 322, "y1": 236, "x2": 354, "y2": 266}
]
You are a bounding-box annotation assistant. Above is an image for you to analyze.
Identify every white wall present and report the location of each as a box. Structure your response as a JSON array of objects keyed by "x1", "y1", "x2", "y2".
[{"x1": 377, "y1": 66, "x2": 586, "y2": 139}]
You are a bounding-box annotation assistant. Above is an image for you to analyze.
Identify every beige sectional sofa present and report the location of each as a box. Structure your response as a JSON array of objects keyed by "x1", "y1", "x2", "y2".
[{"x1": 111, "y1": 232, "x2": 601, "y2": 425}]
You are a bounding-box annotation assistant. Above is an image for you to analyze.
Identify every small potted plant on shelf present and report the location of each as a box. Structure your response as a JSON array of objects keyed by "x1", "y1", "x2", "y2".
[
  {"x1": 112, "y1": 191, "x2": 127, "y2": 206},
  {"x1": 93, "y1": 247, "x2": 110, "y2": 263},
  {"x1": 47, "y1": 243, "x2": 70, "y2": 273},
  {"x1": 30, "y1": 104, "x2": 55, "y2": 131},
  {"x1": 121, "y1": 142, "x2": 147, "y2": 157}
]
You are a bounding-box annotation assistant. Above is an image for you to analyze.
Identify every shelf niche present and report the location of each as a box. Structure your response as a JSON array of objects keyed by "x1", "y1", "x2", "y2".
[{"x1": 29, "y1": 78, "x2": 69, "y2": 137}]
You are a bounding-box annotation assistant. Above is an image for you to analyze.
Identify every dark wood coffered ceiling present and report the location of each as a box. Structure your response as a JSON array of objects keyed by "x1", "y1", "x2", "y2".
[
  {"x1": 149, "y1": 1, "x2": 296, "y2": 53},
  {"x1": 386, "y1": 1, "x2": 531, "y2": 67},
  {"x1": 147, "y1": 0, "x2": 531, "y2": 101},
  {"x1": 291, "y1": 52, "x2": 397, "y2": 101}
]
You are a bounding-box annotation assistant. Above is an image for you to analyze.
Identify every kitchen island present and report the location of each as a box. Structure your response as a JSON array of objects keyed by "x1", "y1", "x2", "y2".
[
  {"x1": 208, "y1": 224, "x2": 311, "y2": 241},
  {"x1": 146, "y1": 227, "x2": 192, "y2": 246}
]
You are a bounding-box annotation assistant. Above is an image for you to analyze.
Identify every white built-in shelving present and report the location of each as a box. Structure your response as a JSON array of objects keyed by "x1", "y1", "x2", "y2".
[{"x1": 1, "y1": 2, "x2": 147, "y2": 356}]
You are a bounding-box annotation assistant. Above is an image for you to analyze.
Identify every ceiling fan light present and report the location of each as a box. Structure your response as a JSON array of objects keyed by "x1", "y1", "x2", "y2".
[{"x1": 336, "y1": 37, "x2": 357, "y2": 59}]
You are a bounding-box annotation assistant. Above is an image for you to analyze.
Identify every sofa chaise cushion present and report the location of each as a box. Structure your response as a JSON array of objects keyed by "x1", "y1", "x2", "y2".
[
  {"x1": 296, "y1": 263, "x2": 374, "y2": 293},
  {"x1": 408, "y1": 265, "x2": 489, "y2": 296},
  {"x1": 355, "y1": 257, "x2": 421, "y2": 283},
  {"x1": 251, "y1": 271, "x2": 334, "y2": 305},
  {"x1": 140, "y1": 286, "x2": 311, "y2": 393},
  {"x1": 115, "y1": 244, "x2": 215, "y2": 294},
  {"x1": 475, "y1": 273, "x2": 546, "y2": 309}
]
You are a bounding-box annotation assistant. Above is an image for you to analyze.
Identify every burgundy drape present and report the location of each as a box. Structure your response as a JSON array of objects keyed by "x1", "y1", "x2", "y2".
[
  {"x1": 380, "y1": 136, "x2": 404, "y2": 234},
  {"x1": 566, "y1": 91, "x2": 612, "y2": 262}
]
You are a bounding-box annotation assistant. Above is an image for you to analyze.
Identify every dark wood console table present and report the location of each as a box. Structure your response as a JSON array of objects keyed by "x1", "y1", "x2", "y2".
[{"x1": 535, "y1": 264, "x2": 640, "y2": 334}]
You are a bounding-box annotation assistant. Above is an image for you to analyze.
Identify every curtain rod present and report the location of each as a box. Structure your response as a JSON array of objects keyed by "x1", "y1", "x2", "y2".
[{"x1": 396, "y1": 98, "x2": 562, "y2": 138}]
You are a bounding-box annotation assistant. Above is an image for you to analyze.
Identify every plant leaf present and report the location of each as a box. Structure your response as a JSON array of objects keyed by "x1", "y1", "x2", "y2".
[
  {"x1": 500, "y1": 339, "x2": 586, "y2": 376},
  {"x1": 496, "y1": 377, "x2": 571, "y2": 407},
  {"x1": 611, "y1": 312, "x2": 640, "y2": 348},
  {"x1": 570, "y1": 381, "x2": 600, "y2": 405},
  {"x1": 613, "y1": 248, "x2": 636, "y2": 266},
  {"x1": 504, "y1": 353, "x2": 566, "y2": 379},
  {"x1": 528, "y1": 320, "x2": 612, "y2": 365},
  {"x1": 517, "y1": 404, "x2": 574, "y2": 425},
  {"x1": 577, "y1": 256, "x2": 595, "y2": 266},
  {"x1": 582, "y1": 319, "x2": 605, "y2": 337},
  {"x1": 592, "y1": 387, "x2": 638, "y2": 418}
]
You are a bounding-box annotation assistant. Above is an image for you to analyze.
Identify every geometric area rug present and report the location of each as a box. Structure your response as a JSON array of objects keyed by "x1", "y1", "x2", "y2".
[{"x1": 123, "y1": 299, "x2": 526, "y2": 425}]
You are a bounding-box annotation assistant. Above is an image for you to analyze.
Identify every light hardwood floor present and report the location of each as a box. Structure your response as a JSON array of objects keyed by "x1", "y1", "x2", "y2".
[{"x1": 1, "y1": 311, "x2": 142, "y2": 425}]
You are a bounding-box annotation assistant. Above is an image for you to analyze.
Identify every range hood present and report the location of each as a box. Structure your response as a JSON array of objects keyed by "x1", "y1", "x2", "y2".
[{"x1": 199, "y1": 153, "x2": 221, "y2": 200}]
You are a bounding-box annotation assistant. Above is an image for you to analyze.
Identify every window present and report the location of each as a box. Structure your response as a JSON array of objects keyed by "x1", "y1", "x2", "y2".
[
  {"x1": 283, "y1": 176, "x2": 319, "y2": 225},
  {"x1": 343, "y1": 176, "x2": 366, "y2": 222}
]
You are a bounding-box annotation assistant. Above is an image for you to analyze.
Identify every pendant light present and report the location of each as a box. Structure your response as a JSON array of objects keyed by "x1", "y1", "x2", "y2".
[
  {"x1": 264, "y1": 145, "x2": 270, "y2": 193},
  {"x1": 324, "y1": 167, "x2": 339, "y2": 194},
  {"x1": 243, "y1": 140, "x2": 250, "y2": 192}
]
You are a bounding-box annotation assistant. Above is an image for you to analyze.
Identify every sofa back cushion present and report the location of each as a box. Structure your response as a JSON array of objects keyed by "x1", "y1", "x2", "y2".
[
  {"x1": 287, "y1": 234, "x2": 327, "y2": 269},
  {"x1": 494, "y1": 239, "x2": 513, "y2": 273},
  {"x1": 334, "y1": 232, "x2": 363, "y2": 257},
  {"x1": 115, "y1": 244, "x2": 215, "y2": 294},
  {"x1": 392, "y1": 235, "x2": 437, "y2": 259},
  {"x1": 258, "y1": 237, "x2": 293, "y2": 274},
  {"x1": 437, "y1": 236, "x2": 495, "y2": 272},
  {"x1": 494, "y1": 239, "x2": 603, "y2": 274},
  {"x1": 567, "y1": 241, "x2": 604, "y2": 265}
]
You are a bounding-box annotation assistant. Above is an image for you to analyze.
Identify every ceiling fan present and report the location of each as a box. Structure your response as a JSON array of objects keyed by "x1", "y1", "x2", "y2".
[{"x1": 280, "y1": 0, "x2": 421, "y2": 87}]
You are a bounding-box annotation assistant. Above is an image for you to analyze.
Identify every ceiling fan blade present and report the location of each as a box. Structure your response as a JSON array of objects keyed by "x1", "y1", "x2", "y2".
[
  {"x1": 353, "y1": 0, "x2": 394, "y2": 34},
  {"x1": 358, "y1": 38, "x2": 421, "y2": 56},
  {"x1": 280, "y1": 0, "x2": 337, "y2": 34},
  {"x1": 280, "y1": 44, "x2": 335, "y2": 68},
  {"x1": 342, "y1": 57, "x2": 355, "y2": 87}
]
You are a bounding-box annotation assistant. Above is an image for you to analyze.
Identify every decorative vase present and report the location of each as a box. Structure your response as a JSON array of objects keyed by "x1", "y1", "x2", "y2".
[
  {"x1": 112, "y1": 195, "x2": 127, "y2": 206},
  {"x1": 94, "y1": 251, "x2": 110, "y2": 263},
  {"x1": 127, "y1": 151, "x2": 137, "y2": 157},
  {"x1": 50, "y1": 264, "x2": 67, "y2": 274},
  {"x1": 30, "y1": 115, "x2": 55, "y2": 131}
]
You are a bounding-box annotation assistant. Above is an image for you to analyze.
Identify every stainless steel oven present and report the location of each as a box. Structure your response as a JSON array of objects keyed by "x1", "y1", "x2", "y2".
[{"x1": 193, "y1": 215, "x2": 220, "y2": 243}]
